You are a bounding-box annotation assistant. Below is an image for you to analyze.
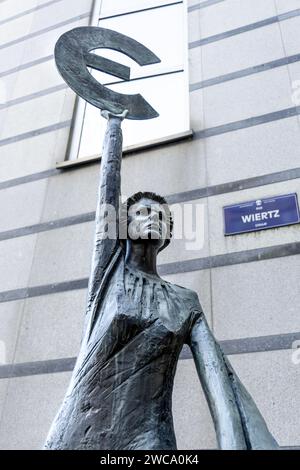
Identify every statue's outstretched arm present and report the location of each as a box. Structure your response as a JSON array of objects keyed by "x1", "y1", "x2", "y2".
[
  {"x1": 188, "y1": 314, "x2": 247, "y2": 449},
  {"x1": 188, "y1": 313, "x2": 278, "y2": 450},
  {"x1": 85, "y1": 110, "x2": 127, "y2": 324}
]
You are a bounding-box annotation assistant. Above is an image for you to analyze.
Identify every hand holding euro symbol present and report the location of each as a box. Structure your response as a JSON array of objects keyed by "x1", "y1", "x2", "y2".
[{"x1": 54, "y1": 26, "x2": 161, "y2": 120}]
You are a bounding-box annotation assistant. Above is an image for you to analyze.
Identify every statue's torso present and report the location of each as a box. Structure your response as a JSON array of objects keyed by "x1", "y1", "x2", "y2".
[{"x1": 45, "y1": 255, "x2": 201, "y2": 450}]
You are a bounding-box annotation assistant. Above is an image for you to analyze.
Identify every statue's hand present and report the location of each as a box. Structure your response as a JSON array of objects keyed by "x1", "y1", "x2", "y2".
[{"x1": 101, "y1": 109, "x2": 128, "y2": 121}]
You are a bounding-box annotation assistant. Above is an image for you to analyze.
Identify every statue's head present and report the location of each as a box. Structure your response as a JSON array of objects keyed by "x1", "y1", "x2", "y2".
[{"x1": 121, "y1": 192, "x2": 173, "y2": 252}]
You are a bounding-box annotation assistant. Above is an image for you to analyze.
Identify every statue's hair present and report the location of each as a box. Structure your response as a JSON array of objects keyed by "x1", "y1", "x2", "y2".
[{"x1": 120, "y1": 191, "x2": 173, "y2": 252}]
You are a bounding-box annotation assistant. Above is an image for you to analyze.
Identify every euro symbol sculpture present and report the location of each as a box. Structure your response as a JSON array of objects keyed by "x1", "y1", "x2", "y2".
[{"x1": 54, "y1": 26, "x2": 161, "y2": 119}]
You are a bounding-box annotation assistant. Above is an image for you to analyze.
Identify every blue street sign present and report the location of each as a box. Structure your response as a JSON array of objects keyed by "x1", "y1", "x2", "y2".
[{"x1": 224, "y1": 193, "x2": 300, "y2": 235}]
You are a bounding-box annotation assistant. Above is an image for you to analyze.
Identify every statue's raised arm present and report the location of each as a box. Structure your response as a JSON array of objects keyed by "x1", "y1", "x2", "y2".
[{"x1": 84, "y1": 110, "x2": 127, "y2": 335}]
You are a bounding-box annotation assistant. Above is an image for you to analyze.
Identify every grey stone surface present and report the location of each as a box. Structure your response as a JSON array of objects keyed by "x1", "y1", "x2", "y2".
[
  {"x1": 188, "y1": 47, "x2": 203, "y2": 85},
  {"x1": 189, "y1": 87, "x2": 204, "y2": 131},
  {"x1": 288, "y1": 61, "x2": 300, "y2": 131},
  {"x1": 0, "y1": 71, "x2": 19, "y2": 110},
  {"x1": 0, "y1": 126, "x2": 69, "y2": 182},
  {"x1": 278, "y1": 14, "x2": 300, "y2": 56},
  {"x1": 0, "y1": 0, "x2": 38, "y2": 20},
  {"x1": 212, "y1": 255, "x2": 300, "y2": 340},
  {"x1": 0, "y1": 0, "x2": 66, "y2": 28},
  {"x1": 29, "y1": 0, "x2": 92, "y2": 36},
  {"x1": 0, "y1": 87, "x2": 73, "y2": 141},
  {"x1": 201, "y1": 23, "x2": 285, "y2": 80},
  {"x1": 0, "y1": 372, "x2": 72, "y2": 450},
  {"x1": 100, "y1": 0, "x2": 177, "y2": 18},
  {"x1": 121, "y1": 138, "x2": 207, "y2": 199},
  {"x1": 229, "y1": 350, "x2": 300, "y2": 447},
  {"x1": 0, "y1": 300, "x2": 24, "y2": 364},
  {"x1": 40, "y1": 164, "x2": 99, "y2": 222},
  {"x1": 0, "y1": 14, "x2": 33, "y2": 59},
  {"x1": 0, "y1": 380, "x2": 9, "y2": 431},
  {"x1": 197, "y1": 0, "x2": 276, "y2": 39},
  {"x1": 202, "y1": 66, "x2": 293, "y2": 128},
  {"x1": 0, "y1": 59, "x2": 63, "y2": 103},
  {"x1": 0, "y1": 12, "x2": 91, "y2": 54},
  {"x1": 173, "y1": 359, "x2": 217, "y2": 450},
  {"x1": 0, "y1": 120, "x2": 71, "y2": 148},
  {"x1": 275, "y1": 0, "x2": 300, "y2": 15},
  {"x1": 42, "y1": 164, "x2": 99, "y2": 222},
  {"x1": 28, "y1": 222, "x2": 94, "y2": 287},
  {"x1": 204, "y1": 116, "x2": 300, "y2": 186},
  {"x1": 0, "y1": 37, "x2": 26, "y2": 77},
  {"x1": 188, "y1": 8, "x2": 201, "y2": 44},
  {"x1": 0, "y1": 179, "x2": 48, "y2": 232},
  {"x1": 0, "y1": 235, "x2": 37, "y2": 291},
  {"x1": 0, "y1": 84, "x2": 68, "y2": 112},
  {"x1": 14, "y1": 291, "x2": 86, "y2": 363},
  {"x1": 11, "y1": 17, "x2": 90, "y2": 71},
  {"x1": 190, "y1": 54, "x2": 300, "y2": 92},
  {"x1": 288, "y1": 60, "x2": 300, "y2": 90}
]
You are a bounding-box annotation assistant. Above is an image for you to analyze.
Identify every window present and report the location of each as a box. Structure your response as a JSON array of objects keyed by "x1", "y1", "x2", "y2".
[{"x1": 68, "y1": 0, "x2": 189, "y2": 161}]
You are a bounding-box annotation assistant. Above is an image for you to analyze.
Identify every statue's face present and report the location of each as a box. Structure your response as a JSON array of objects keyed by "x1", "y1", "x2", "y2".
[{"x1": 127, "y1": 198, "x2": 169, "y2": 250}]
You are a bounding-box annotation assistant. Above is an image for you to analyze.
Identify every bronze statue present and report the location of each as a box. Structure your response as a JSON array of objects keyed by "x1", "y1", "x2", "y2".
[{"x1": 44, "y1": 27, "x2": 279, "y2": 450}]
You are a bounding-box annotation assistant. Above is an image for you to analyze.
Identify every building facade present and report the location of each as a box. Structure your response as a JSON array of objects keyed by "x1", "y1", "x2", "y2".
[{"x1": 0, "y1": 0, "x2": 299, "y2": 449}]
